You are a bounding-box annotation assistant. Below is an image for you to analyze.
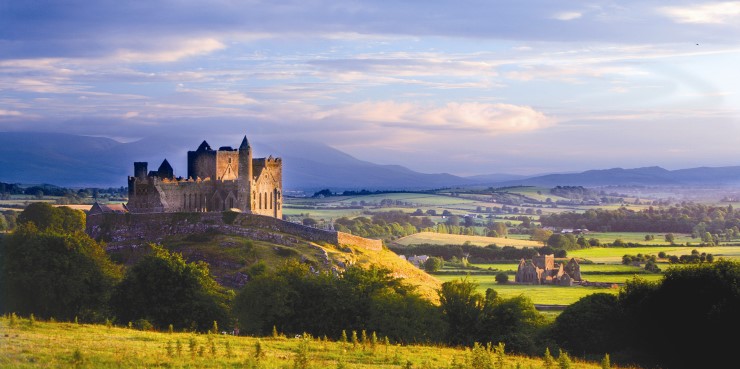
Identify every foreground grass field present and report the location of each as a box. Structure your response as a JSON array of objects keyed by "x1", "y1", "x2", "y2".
[{"x1": 0, "y1": 316, "x2": 635, "y2": 369}]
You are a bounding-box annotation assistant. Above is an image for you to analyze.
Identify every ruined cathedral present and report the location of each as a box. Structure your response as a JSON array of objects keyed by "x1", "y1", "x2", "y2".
[{"x1": 126, "y1": 136, "x2": 282, "y2": 218}]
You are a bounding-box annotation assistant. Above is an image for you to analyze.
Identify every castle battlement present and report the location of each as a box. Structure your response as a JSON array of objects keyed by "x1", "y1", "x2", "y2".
[{"x1": 127, "y1": 135, "x2": 282, "y2": 218}]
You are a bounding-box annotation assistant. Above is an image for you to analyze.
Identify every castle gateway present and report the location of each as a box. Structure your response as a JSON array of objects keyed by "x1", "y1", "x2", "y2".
[{"x1": 127, "y1": 136, "x2": 282, "y2": 218}]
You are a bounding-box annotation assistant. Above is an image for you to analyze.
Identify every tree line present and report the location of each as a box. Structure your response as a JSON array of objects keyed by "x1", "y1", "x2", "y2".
[
  {"x1": 388, "y1": 243, "x2": 565, "y2": 263},
  {"x1": 540, "y1": 203, "x2": 740, "y2": 236}
]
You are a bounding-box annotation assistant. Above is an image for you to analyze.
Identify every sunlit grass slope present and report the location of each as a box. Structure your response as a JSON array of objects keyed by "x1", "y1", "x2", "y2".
[{"x1": 0, "y1": 316, "x2": 636, "y2": 369}]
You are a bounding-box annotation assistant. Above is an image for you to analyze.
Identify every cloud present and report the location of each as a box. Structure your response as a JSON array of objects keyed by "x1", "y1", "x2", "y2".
[
  {"x1": 552, "y1": 11, "x2": 583, "y2": 21},
  {"x1": 113, "y1": 38, "x2": 226, "y2": 63},
  {"x1": 0, "y1": 109, "x2": 22, "y2": 116},
  {"x1": 659, "y1": 2, "x2": 740, "y2": 24},
  {"x1": 315, "y1": 101, "x2": 552, "y2": 134}
]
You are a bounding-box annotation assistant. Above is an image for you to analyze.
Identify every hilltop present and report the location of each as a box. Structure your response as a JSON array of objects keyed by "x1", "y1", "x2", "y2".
[{"x1": 90, "y1": 211, "x2": 441, "y2": 301}]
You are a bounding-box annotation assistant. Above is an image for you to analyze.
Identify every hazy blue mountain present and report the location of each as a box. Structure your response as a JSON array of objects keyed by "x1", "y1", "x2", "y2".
[
  {"x1": 4, "y1": 132, "x2": 739, "y2": 190},
  {"x1": 0, "y1": 132, "x2": 474, "y2": 190},
  {"x1": 465, "y1": 173, "x2": 533, "y2": 184},
  {"x1": 257, "y1": 140, "x2": 475, "y2": 191},
  {"x1": 490, "y1": 166, "x2": 740, "y2": 187}
]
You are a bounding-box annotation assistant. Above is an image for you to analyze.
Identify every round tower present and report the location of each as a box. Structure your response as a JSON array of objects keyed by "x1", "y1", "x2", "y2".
[{"x1": 238, "y1": 135, "x2": 253, "y2": 211}]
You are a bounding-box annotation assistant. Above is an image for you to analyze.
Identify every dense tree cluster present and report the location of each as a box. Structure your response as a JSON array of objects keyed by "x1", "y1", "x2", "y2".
[
  {"x1": 233, "y1": 261, "x2": 444, "y2": 343},
  {"x1": 552, "y1": 260, "x2": 740, "y2": 369},
  {"x1": 111, "y1": 244, "x2": 232, "y2": 331},
  {"x1": 439, "y1": 278, "x2": 547, "y2": 354},
  {"x1": 550, "y1": 186, "x2": 599, "y2": 200},
  {"x1": 0, "y1": 206, "x2": 122, "y2": 321},
  {"x1": 540, "y1": 204, "x2": 740, "y2": 237},
  {"x1": 0, "y1": 182, "x2": 127, "y2": 203},
  {"x1": 333, "y1": 211, "x2": 434, "y2": 239},
  {"x1": 1, "y1": 205, "x2": 229, "y2": 332},
  {"x1": 17, "y1": 202, "x2": 85, "y2": 233}
]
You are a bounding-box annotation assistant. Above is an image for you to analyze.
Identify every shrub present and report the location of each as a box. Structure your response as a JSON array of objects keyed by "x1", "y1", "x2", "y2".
[{"x1": 494, "y1": 272, "x2": 508, "y2": 284}]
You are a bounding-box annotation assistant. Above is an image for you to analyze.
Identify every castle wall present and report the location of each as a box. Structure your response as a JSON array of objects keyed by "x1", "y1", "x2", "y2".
[
  {"x1": 188, "y1": 150, "x2": 216, "y2": 180},
  {"x1": 86, "y1": 212, "x2": 382, "y2": 252},
  {"x1": 215, "y1": 151, "x2": 239, "y2": 181},
  {"x1": 251, "y1": 157, "x2": 282, "y2": 218}
]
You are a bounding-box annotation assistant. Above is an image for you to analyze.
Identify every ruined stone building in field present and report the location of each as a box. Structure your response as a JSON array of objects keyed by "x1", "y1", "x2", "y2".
[
  {"x1": 515, "y1": 254, "x2": 582, "y2": 286},
  {"x1": 126, "y1": 136, "x2": 282, "y2": 218}
]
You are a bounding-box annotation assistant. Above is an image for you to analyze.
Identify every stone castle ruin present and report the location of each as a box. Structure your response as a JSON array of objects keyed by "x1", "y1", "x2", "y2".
[
  {"x1": 127, "y1": 136, "x2": 282, "y2": 218},
  {"x1": 515, "y1": 254, "x2": 582, "y2": 286},
  {"x1": 87, "y1": 134, "x2": 383, "y2": 254}
]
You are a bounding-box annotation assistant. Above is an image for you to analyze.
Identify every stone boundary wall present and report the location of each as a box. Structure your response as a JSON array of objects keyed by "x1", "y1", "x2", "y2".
[{"x1": 86, "y1": 211, "x2": 382, "y2": 251}]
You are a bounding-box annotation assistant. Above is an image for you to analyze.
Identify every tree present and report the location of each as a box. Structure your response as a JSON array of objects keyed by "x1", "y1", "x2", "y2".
[
  {"x1": 664, "y1": 233, "x2": 675, "y2": 244},
  {"x1": 302, "y1": 218, "x2": 318, "y2": 226},
  {"x1": 552, "y1": 293, "x2": 624, "y2": 355},
  {"x1": 0, "y1": 224, "x2": 122, "y2": 321},
  {"x1": 16, "y1": 202, "x2": 85, "y2": 234},
  {"x1": 531, "y1": 228, "x2": 553, "y2": 245},
  {"x1": 438, "y1": 278, "x2": 485, "y2": 345},
  {"x1": 495, "y1": 272, "x2": 509, "y2": 284},
  {"x1": 423, "y1": 257, "x2": 443, "y2": 272},
  {"x1": 490, "y1": 222, "x2": 508, "y2": 237},
  {"x1": 480, "y1": 295, "x2": 546, "y2": 355},
  {"x1": 233, "y1": 262, "x2": 443, "y2": 342},
  {"x1": 111, "y1": 244, "x2": 232, "y2": 331},
  {"x1": 547, "y1": 233, "x2": 577, "y2": 250},
  {"x1": 618, "y1": 261, "x2": 740, "y2": 369},
  {"x1": 312, "y1": 189, "x2": 332, "y2": 198}
]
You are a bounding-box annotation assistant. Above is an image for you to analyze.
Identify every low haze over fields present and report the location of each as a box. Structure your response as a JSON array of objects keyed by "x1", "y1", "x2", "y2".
[{"x1": 1, "y1": 1, "x2": 740, "y2": 177}]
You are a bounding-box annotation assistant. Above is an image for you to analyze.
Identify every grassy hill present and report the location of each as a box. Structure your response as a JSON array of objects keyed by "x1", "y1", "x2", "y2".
[
  {"x1": 107, "y1": 230, "x2": 442, "y2": 303},
  {"x1": 0, "y1": 316, "x2": 628, "y2": 369}
]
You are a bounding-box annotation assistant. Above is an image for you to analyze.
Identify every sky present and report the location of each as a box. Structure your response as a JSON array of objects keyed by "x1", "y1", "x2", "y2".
[{"x1": 1, "y1": 0, "x2": 740, "y2": 176}]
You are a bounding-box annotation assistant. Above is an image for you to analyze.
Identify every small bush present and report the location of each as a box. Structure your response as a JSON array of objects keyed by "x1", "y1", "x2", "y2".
[{"x1": 134, "y1": 319, "x2": 154, "y2": 331}]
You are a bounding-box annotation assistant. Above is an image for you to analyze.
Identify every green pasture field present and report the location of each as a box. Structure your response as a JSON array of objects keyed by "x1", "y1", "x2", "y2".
[
  {"x1": 433, "y1": 275, "x2": 619, "y2": 305},
  {"x1": 498, "y1": 187, "x2": 570, "y2": 202},
  {"x1": 569, "y1": 246, "x2": 740, "y2": 263},
  {"x1": 581, "y1": 274, "x2": 664, "y2": 283},
  {"x1": 589, "y1": 204, "x2": 654, "y2": 211},
  {"x1": 288, "y1": 193, "x2": 479, "y2": 207},
  {"x1": 282, "y1": 206, "x2": 364, "y2": 220},
  {"x1": 0, "y1": 317, "x2": 619, "y2": 369},
  {"x1": 582, "y1": 232, "x2": 694, "y2": 245},
  {"x1": 394, "y1": 232, "x2": 541, "y2": 247}
]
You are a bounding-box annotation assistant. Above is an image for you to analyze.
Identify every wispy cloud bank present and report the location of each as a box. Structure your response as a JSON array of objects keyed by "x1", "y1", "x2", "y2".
[
  {"x1": 314, "y1": 101, "x2": 552, "y2": 134},
  {"x1": 659, "y1": 2, "x2": 740, "y2": 24}
]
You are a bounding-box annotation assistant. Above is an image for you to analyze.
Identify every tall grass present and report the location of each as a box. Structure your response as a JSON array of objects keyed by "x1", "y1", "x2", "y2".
[{"x1": 0, "y1": 315, "x2": 639, "y2": 369}]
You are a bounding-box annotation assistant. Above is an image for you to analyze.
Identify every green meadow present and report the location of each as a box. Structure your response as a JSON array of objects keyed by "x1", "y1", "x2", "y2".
[
  {"x1": 433, "y1": 275, "x2": 620, "y2": 306},
  {"x1": 0, "y1": 316, "x2": 626, "y2": 369}
]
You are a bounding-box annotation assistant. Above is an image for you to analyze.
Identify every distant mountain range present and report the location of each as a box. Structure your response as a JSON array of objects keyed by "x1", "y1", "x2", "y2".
[{"x1": 1, "y1": 132, "x2": 740, "y2": 190}]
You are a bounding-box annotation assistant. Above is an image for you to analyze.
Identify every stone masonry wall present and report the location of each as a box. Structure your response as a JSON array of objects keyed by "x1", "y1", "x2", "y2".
[{"x1": 86, "y1": 211, "x2": 382, "y2": 251}]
